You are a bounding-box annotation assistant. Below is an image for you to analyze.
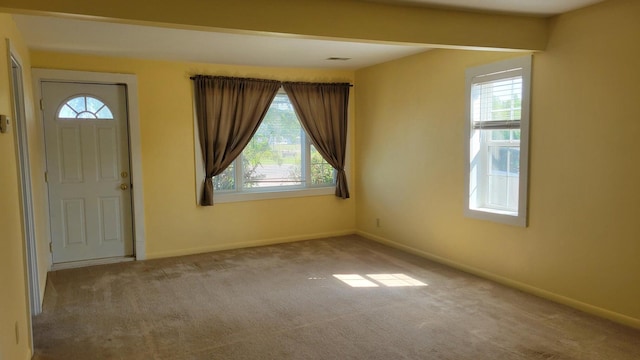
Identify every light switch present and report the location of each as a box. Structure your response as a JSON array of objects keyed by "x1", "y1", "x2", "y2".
[{"x1": 0, "y1": 115, "x2": 9, "y2": 133}]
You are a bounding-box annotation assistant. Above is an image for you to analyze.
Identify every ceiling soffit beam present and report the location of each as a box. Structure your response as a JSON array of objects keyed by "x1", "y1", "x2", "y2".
[{"x1": 0, "y1": 0, "x2": 548, "y2": 51}]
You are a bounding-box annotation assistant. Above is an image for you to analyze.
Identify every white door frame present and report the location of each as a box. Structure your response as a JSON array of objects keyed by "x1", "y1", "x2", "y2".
[
  {"x1": 33, "y1": 69, "x2": 146, "y2": 263},
  {"x1": 7, "y1": 41, "x2": 38, "y2": 359}
]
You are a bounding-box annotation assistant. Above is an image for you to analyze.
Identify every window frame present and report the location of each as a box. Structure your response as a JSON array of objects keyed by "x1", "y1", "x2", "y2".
[
  {"x1": 194, "y1": 88, "x2": 341, "y2": 204},
  {"x1": 464, "y1": 55, "x2": 532, "y2": 227}
]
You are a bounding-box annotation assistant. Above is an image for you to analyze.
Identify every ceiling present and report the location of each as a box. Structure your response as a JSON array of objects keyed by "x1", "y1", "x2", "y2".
[
  {"x1": 13, "y1": 0, "x2": 605, "y2": 70},
  {"x1": 13, "y1": 15, "x2": 431, "y2": 70},
  {"x1": 367, "y1": 0, "x2": 605, "y2": 16}
]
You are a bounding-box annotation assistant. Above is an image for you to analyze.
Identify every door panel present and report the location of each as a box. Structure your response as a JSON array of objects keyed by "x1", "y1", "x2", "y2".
[
  {"x1": 62, "y1": 199, "x2": 86, "y2": 246},
  {"x1": 43, "y1": 82, "x2": 133, "y2": 263},
  {"x1": 96, "y1": 127, "x2": 119, "y2": 180},
  {"x1": 98, "y1": 196, "x2": 122, "y2": 242},
  {"x1": 58, "y1": 126, "x2": 83, "y2": 182}
]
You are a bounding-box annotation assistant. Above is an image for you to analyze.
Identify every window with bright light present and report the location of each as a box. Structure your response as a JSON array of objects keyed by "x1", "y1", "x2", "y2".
[
  {"x1": 58, "y1": 96, "x2": 113, "y2": 119},
  {"x1": 212, "y1": 90, "x2": 335, "y2": 200},
  {"x1": 464, "y1": 56, "x2": 531, "y2": 226}
]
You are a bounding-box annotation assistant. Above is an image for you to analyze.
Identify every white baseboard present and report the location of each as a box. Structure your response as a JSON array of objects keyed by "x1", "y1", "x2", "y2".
[
  {"x1": 356, "y1": 230, "x2": 640, "y2": 330},
  {"x1": 51, "y1": 256, "x2": 135, "y2": 271},
  {"x1": 146, "y1": 229, "x2": 358, "y2": 259}
]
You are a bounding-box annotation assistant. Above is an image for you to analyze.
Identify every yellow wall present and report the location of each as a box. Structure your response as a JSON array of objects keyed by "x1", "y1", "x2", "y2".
[
  {"x1": 2, "y1": 4, "x2": 637, "y2": 359},
  {"x1": 0, "y1": 13, "x2": 36, "y2": 360},
  {"x1": 0, "y1": 0, "x2": 548, "y2": 51},
  {"x1": 30, "y1": 52, "x2": 357, "y2": 259},
  {"x1": 355, "y1": 0, "x2": 640, "y2": 328}
]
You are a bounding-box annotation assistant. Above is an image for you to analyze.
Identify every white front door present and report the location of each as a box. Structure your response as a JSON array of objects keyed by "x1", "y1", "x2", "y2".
[{"x1": 42, "y1": 82, "x2": 133, "y2": 264}]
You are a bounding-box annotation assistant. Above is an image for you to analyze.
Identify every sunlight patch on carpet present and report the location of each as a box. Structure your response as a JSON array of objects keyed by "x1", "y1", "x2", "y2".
[
  {"x1": 333, "y1": 274, "x2": 379, "y2": 287},
  {"x1": 333, "y1": 273, "x2": 428, "y2": 288},
  {"x1": 366, "y1": 274, "x2": 428, "y2": 287}
]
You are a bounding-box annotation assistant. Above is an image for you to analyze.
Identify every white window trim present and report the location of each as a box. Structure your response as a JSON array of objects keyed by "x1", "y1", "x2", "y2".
[
  {"x1": 214, "y1": 186, "x2": 335, "y2": 203},
  {"x1": 193, "y1": 89, "x2": 345, "y2": 204},
  {"x1": 464, "y1": 55, "x2": 532, "y2": 227}
]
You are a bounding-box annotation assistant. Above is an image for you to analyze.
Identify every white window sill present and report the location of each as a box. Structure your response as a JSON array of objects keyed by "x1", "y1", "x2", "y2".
[
  {"x1": 465, "y1": 206, "x2": 526, "y2": 227},
  {"x1": 471, "y1": 206, "x2": 517, "y2": 217},
  {"x1": 214, "y1": 186, "x2": 335, "y2": 203}
]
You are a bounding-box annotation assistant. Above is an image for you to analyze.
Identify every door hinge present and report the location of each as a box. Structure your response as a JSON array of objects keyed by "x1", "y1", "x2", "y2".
[
  {"x1": 49, "y1": 243, "x2": 52, "y2": 253},
  {"x1": 39, "y1": 99, "x2": 43, "y2": 110},
  {"x1": 44, "y1": 171, "x2": 48, "y2": 183}
]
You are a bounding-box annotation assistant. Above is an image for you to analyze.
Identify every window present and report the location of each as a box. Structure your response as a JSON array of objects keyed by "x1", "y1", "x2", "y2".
[
  {"x1": 212, "y1": 91, "x2": 335, "y2": 201},
  {"x1": 58, "y1": 95, "x2": 114, "y2": 119},
  {"x1": 464, "y1": 56, "x2": 531, "y2": 226}
]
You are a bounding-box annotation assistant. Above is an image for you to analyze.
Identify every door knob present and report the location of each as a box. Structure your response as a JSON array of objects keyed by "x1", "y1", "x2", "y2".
[{"x1": 120, "y1": 184, "x2": 129, "y2": 190}]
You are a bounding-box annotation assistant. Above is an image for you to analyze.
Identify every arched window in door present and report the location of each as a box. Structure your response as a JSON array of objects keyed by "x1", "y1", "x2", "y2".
[{"x1": 58, "y1": 95, "x2": 114, "y2": 119}]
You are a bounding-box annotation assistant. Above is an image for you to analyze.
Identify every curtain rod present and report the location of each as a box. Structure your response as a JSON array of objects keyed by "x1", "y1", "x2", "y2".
[{"x1": 190, "y1": 75, "x2": 353, "y2": 87}]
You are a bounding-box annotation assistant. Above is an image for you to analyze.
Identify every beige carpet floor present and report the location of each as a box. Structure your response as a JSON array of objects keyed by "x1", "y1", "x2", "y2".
[{"x1": 33, "y1": 235, "x2": 640, "y2": 359}]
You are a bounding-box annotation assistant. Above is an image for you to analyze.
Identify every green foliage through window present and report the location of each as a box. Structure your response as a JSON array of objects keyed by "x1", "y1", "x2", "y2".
[{"x1": 213, "y1": 91, "x2": 335, "y2": 191}]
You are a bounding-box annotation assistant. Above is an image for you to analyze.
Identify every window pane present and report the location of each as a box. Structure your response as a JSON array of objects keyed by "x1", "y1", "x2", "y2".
[
  {"x1": 488, "y1": 129, "x2": 520, "y2": 143},
  {"x1": 489, "y1": 146, "x2": 509, "y2": 174},
  {"x1": 77, "y1": 111, "x2": 97, "y2": 119},
  {"x1": 512, "y1": 129, "x2": 521, "y2": 141},
  {"x1": 96, "y1": 107, "x2": 114, "y2": 119},
  {"x1": 471, "y1": 76, "x2": 522, "y2": 123},
  {"x1": 490, "y1": 130, "x2": 510, "y2": 141},
  {"x1": 310, "y1": 145, "x2": 335, "y2": 186},
  {"x1": 488, "y1": 146, "x2": 519, "y2": 176},
  {"x1": 487, "y1": 174, "x2": 519, "y2": 211},
  {"x1": 242, "y1": 93, "x2": 303, "y2": 189},
  {"x1": 85, "y1": 97, "x2": 104, "y2": 113},
  {"x1": 213, "y1": 163, "x2": 235, "y2": 191},
  {"x1": 58, "y1": 104, "x2": 77, "y2": 118},
  {"x1": 67, "y1": 96, "x2": 85, "y2": 112},
  {"x1": 487, "y1": 145, "x2": 520, "y2": 211}
]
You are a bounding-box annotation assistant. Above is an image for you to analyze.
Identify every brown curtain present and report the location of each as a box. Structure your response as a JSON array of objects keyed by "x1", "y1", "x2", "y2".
[
  {"x1": 194, "y1": 76, "x2": 280, "y2": 206},
  {"x1": 283, "y1": 82, "x2": 351, "y2": 199}
]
